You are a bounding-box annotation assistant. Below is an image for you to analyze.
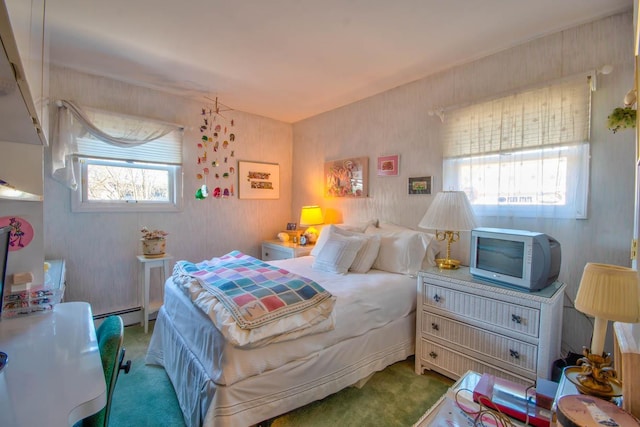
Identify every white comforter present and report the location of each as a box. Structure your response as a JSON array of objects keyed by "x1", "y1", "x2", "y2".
[{"x1": 160, "y1": 256, "x2": 417, "y2": 386}]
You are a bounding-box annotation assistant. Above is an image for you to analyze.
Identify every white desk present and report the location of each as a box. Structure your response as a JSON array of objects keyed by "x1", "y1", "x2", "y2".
[
  {"x1": 0, "y1": 302, "x2": 106, "y2": 426},
  {"x1": 137, "y1": 254, "x2": 172, "y2": 333}
]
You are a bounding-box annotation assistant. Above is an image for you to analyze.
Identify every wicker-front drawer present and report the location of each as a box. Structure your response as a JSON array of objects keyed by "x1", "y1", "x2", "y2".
[
  {"x1": 421, "y1": 311, "x2": 537, "y2": 374},
  {"x1": 418, "y1": 339, "x2": 532, "y2": 385},
  {"x1": 421, "y1": 282, "x2": 540, "y2": 338}
]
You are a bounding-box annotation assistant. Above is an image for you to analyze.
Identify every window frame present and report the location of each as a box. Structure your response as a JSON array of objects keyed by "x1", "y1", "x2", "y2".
[
  {"x1": 443, "y1": 142, "x2": 590, "y2": 219},
  {"x1": 71, "y1": 156, "x2": 183, "y2": 213}
]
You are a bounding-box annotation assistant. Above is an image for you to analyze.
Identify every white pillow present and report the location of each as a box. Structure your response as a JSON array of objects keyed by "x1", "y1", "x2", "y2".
[
  {"x1": 421, "y1": 234, "x2": 440, "y2": 269},
  {"x1": 311, "y1": 224, "x2": 381, "y2": 273},
  {"x1": 312, "y1": 230, "x2": 366, "y2": 274},
  {"x1": 349, "y1": 233, "x2": 381, "y2": 273},
  {"x1": 311, "y1": 225, "x2": 337, "y2": 257},
  {"x1": 366, "y1": 223, "x2": 439, "y2": 272},
  {"x1": 365, "y1": 227, "x2": 430, "y2": 275},
  {"x1": 311, "y1": 224, "x2": 364, "y2": 256}
]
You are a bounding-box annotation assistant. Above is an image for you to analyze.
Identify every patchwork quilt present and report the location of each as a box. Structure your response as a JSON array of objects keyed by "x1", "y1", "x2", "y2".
[{"x1": 173, "y1": 251, "x2": 336, "y2": 347}]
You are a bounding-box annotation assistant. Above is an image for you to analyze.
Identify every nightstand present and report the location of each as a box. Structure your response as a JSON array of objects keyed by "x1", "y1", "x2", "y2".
[
  {"x1": 137, "y1": 254, "x2": 173, "y2": 333},
  {"x1": 262, "y1": 240, "x2": 313, "y2": 261}
]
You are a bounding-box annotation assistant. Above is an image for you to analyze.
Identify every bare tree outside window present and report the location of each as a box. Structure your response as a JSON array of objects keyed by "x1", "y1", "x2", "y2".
[{"x1": 87, "y1": 163, "x2": 170, "y2": 201}]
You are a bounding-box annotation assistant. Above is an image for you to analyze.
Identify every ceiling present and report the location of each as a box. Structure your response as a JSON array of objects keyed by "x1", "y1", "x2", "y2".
[{"x1": 44, "y1": 0, "x2": 633, "y2": 123}]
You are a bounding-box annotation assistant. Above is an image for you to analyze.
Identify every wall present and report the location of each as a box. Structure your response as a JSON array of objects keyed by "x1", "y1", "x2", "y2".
[
  {"x1": 292, "y1": 11, "x2": 636, "y2": 356},
  {"x1": 45, "y1": 66, "x2": 293, "y2": 316}
]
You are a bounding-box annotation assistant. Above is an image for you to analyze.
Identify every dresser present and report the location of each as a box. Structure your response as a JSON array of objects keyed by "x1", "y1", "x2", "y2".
[
  {"x1": 261, "y1": 240, "x2": 313, "y2": 261},
  {"x1": 415, "y1": 267, "x2": 565, "y2": 385}
]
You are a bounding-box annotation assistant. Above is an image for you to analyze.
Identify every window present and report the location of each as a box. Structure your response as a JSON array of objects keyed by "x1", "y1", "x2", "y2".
[
  {"x1": 52, "y1": 101, "x2": 184, "y2": 212},
  {"x1": 442, "y1": 76, "x2": 591, "y2": 219},
  {"x1": 73, "y1": 158, "x2": 182, "y2": 212}
]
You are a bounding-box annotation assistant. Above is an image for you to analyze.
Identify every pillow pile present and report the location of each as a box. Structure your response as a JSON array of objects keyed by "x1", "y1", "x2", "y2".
[
  {"x1": 311, "y1": 225, "x2": 381, "y2": 274},
  {"x1": 310, "y1": 221, "x2": 438, "y2": 276}
]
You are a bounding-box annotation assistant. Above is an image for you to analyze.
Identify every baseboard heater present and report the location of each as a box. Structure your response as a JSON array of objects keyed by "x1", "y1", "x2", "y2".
[{"x1": 93, "y1": 307, "x2": 154, "y2": 327}]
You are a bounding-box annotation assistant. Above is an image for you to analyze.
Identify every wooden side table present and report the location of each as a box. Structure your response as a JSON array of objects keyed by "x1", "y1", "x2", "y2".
[{"x1": 137, "y1": 254, "x2": 172, "y2": 333}]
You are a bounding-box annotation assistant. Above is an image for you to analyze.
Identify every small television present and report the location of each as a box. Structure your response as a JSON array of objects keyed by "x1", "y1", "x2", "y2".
[{"x1": 469, "y1": 227, "x2": 561, "y2": 291}]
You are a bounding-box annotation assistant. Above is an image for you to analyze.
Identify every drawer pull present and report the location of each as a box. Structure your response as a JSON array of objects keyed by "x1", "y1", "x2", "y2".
[
  {"x1": 509, "y1": 349, "x2": 520, "y2": 359},
  {"x1": 265, "y1": 252, "x2": 269, "y2": 257},
  {"x1": 431, "y1": 322, "x2": 439, "y2": 331},
  {"x1": 429, "y1": 351, "x2": 438, "y2": 359},
  {"x1": 511, "y1": 314, "x2": 522, "y2": 324},
  {"x1": 432, "y1": 294, "x2": 441, "y2": 303}
]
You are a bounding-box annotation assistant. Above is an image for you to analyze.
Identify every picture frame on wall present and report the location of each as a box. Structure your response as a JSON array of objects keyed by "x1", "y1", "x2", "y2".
[
  {"x1": 324, "y1": 157, "x2": 368, "y2": 198},
  {"x1": 238, "y1": 161, "x2": 280, "y2": 199},
  {"x1": 377, "y1": 155, "x2": 399, "y2": 176},
  {"x1": 408, "y1": 176, "x2": 432, "y2": 195}
]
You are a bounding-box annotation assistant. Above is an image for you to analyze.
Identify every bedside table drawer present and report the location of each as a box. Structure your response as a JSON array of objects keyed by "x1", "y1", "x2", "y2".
[
  {"x1": 421, "y1": 311, "x2": 538, "y2": 373},
  {"x1": 262, "y1": 245, "x2": 292, "y2": 261},
  {"x1": 261, "y1": 240, "x2": 313, "y2": 261},
  {"x1": 422, "y1": 283, "x2": 540, "y2": 338}
]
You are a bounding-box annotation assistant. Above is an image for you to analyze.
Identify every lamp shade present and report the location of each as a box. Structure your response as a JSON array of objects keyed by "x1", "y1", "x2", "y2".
[
  {"x1": 418, "y1": 191, "x2": 477, "y2": 231},
  {"x1": 575, "y1": 263, "x2": 640, "y2": 323},
  {"x1": 299, "y1": 206, "x2": 323, "y2": 226}
]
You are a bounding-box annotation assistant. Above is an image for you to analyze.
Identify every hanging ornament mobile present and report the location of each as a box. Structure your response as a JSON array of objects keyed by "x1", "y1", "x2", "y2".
[{"x1": 197, "y1": 97, "x2": 237, "y2": 200}]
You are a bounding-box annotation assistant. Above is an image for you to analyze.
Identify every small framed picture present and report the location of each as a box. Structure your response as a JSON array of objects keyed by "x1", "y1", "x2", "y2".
[
  {"x1": 286, "y1": 222, "x2": 297, "y2": 231},
  {"x1": 408, "y1": 176, "x2": 432, "y2": 195},
  {"x1": 377, "y1": 155, "x2": 399, "y2": 176}
]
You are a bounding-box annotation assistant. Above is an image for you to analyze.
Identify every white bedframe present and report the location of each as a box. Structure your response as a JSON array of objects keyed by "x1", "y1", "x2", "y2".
[{"x1": 146, "y1": 256, "x2": 417, "y2": 427}]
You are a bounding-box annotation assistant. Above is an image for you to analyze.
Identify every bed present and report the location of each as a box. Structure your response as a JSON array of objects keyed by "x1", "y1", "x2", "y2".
[{"x1": 145, "y1": 222, "x2": 439, "y2": 427}]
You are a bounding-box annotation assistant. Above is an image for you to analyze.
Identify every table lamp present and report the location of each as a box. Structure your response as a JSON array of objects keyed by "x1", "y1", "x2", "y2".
[
  {"x1": 299, "y1": 205, "x2": 323, "y2": 243},
  {"x1": 569, "y1": 262, "x2": 640, "y2": 397},
  {"x1": 418, "y1": 191, "x2": 477, "y2": 269}
]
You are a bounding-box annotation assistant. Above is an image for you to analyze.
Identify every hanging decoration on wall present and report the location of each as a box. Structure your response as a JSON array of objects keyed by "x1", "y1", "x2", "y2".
[
  {"x1": 196, "y1": 98, "x2": 236, "y2": 200},
  {"x1": 0, "y1": 216, "x2": 34, "y2": 251}
]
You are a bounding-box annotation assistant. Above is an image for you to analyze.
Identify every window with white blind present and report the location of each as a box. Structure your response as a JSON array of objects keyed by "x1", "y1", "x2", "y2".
[
  {"x1": 65, "y1": 106, "x2": 184, "y2": 213},
  {"x1": 442, "y1": 76, "x2": 592, "y2": 219}
]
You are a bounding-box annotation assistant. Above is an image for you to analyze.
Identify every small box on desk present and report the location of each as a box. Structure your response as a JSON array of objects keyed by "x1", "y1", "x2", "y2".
[{"x1": 535, "y1": 378, "x2": 558, "y2": 410}]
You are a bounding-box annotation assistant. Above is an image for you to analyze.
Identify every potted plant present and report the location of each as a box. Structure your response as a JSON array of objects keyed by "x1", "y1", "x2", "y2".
[
  {"x1": 607, "y1": 107, "x2": 636, "y2": 133},
  {"x1": 140, "y1": 227, "x2": 168, "y2": 257}
]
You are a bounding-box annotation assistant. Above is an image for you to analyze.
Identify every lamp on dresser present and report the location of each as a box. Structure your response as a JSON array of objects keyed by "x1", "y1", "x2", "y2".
[
  {"x1": 299, "y1": 205, "x2": 324, "y2": 243},
  {"x1": 418, "y1": 191, "x2": 477, "y2": 269},
  {"x1": 568, "y1": 262, "x2": 640, "y2": 397}
]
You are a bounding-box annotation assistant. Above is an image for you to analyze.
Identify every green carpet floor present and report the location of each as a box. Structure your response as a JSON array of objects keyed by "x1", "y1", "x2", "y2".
[{"x1": 110, "y1": 322, "x2": 453, "y2": 426}]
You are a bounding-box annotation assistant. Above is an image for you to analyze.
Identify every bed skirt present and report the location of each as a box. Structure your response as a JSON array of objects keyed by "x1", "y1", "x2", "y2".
[{"x1": 146, "y1": 306, "x2": 415, "y2": 427}]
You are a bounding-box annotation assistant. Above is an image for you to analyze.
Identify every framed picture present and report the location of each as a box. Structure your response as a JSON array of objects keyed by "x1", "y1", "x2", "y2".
[
  {"x1": 238, "y1": 161, "x2": 280, "y2": 199},
  {"x1": 324, "y1": 157, "x2": 368, "y2": 198},
  {"x1": 286, "y1": 222, "x2": 297, "y2": 230},
  {"x1": 408, "y1": 176, "x2": 432, "y2": 195},
  {"x1": 377, "y1": 155, "x2": 399, "y2": 176}
]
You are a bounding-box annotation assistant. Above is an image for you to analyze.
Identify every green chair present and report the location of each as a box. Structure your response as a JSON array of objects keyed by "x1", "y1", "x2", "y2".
[{"x1": 79, "y1": 315, "x2": 131, "y2": 427}]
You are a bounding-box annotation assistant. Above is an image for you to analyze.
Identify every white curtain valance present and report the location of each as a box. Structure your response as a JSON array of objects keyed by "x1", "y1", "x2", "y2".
[{"x1": 51, "y1": 100, "x2": 183, "y2": 190}]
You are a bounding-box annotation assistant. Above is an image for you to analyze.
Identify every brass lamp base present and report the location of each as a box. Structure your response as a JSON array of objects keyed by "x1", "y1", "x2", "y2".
[
  {"x1": 435, "y1": 258, "x2": 461, "y2": 269},
  {"x1": 434, "y1": 230, "x2": 462, "y2": 270},
  {"x1": 564, "y1": 350, "x2": 623, "y2": 399}
]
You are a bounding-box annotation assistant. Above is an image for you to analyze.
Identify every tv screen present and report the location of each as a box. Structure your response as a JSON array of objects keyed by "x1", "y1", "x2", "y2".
[
  {"x1": 0, "y1": 225, "x2": 11, "y2": 317},
  {"x1": 476, "y1": 237, "x2": 524, "y2": 279}
]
